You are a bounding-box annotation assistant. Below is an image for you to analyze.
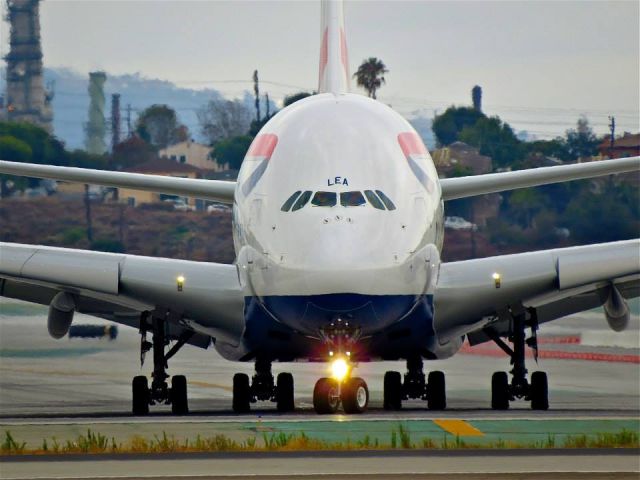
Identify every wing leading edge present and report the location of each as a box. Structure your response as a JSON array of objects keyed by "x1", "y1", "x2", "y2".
[
  {"x1": 440, "y1": 156, "x2": 640, "y2": 200},
  {"x1": 0, "y1": 160, "x2": 236, "y2": 204},
  {"x1": 434, "y1": 239, "x2": 640, "y2": 344},
  {"x1": 0, "y1": 243, "x2": 245, "y2": 347}
]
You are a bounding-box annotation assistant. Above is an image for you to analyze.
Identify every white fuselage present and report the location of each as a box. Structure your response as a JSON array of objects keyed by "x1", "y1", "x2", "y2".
[{"x1": 233, "y1": 93, "x2": 444, "y2": 338}]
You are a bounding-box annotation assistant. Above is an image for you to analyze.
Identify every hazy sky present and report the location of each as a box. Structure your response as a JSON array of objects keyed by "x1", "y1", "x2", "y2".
[{"x1": 1, "y1": 0, "x2": 639, "y2": 136}]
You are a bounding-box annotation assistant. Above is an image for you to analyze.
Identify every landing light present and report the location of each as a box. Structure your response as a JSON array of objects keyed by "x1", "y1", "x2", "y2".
[
  {"x1": 492, "y1": 272, "x2": 501, "y2": 289},
  {"x1": 176, "y1": 275, "x2": 185, "y2": 292},
  {"x1": 330, "y1": 357, "x2": 350, "y2": 381}
]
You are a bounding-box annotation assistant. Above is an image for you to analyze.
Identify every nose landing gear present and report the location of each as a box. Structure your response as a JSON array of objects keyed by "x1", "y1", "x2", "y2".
[
  {"x1": 312, "y1": 359, "x2": 370, "y2": 414},
  {"x1": 313, "y1": 320, "x2": 369, "y2": 414}
]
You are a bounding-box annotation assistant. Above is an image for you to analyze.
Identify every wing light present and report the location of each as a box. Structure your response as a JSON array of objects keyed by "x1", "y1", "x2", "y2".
[
  {"x1": 176, "y1": 275, "x2": 185, "y2": 292},
  {"x1": 492, "y1": 272, "x2": 501, "y2": 289}
]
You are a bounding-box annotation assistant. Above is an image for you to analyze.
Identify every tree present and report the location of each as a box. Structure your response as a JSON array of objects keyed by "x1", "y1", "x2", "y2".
[
  {"x1": 212, "y1": 135, "x2": 253, "y2": 170},
  {"x1": 0, "y1": 121, "x2": 65, "y2": 165},
  {"x1": 111, "y1": 136, "x2": 158, "y2": 170},
  {"x1": 0, "y1": 135, "x2": 32, "y2": 197},
  {"x1": 135, "y1": 105, "x2": 187, "y2": 149},
  {"x1": 565, "y1": 116, "x2": 599, "y2": 160},
  {"x1": 353, "y1": 57, "x2": 388, "y2": 99},
  {"x1": 283, "y1": 92, "x2": 313, "y2": 107},
  {"x1": 525, "y1": 138, "x2": 571, "y2": 162},
  {"x1": 198, "y1": 99, "x2": 252, "y2": 145},
  {"x1": 458, "y1": 116, "x2": 525, "y2": 168},
  {"x1": 432, "y1": 107, "x2": 485, "y2": 146}
]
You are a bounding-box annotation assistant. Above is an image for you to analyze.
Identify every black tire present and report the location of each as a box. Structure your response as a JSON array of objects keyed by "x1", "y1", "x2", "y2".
[
  {"x1": 427, "y1": 371, "x2": 446, "y2": 410},
  {"x1": 232, "y1": 373, "x2": 251, "y2": 413},
  {"x1": 170, "y1": 375, "x2": 189, "y2": 415},
  {"x1": 341, "y1": 377, "x2": 369, "y2": 414},
  {"x1": 132, "y1": 375, "x2": 150, "y2": 416},
  {"x1": 383, "y1": 371, "x2": 402, "y2": 410},
  {"x1": 276, "y1": 372, "x2": 295, "y2": 412},
  {"x1": 491, "y1": 371, "x2": 510, "y2": 410},
  {"x1": 530, "y1": 371, "x2": 549, "y2": 411},
  {"x1": 313, "y1": 377, "x2": 340, "y2": 414}
]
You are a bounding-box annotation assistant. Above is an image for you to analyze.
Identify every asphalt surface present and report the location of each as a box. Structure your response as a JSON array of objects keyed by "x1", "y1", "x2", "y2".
[
  {"x1": 1, "y1": 300, "x2": 639, "y2": 478},
  {"x1": 1, "y1": 302, "x2": 638, "y2": 418},
  {"x1": 1, "y1": 449, "x2": 639, "y2": 479}
]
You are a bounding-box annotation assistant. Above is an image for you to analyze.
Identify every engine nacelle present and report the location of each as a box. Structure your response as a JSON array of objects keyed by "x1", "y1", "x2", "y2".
[
  {"x1": 603, "y1": 285, "x2": 629, "y2": 332},
  {"x1": 48, "y1": 292, "x2": 76, "y2": 339}
]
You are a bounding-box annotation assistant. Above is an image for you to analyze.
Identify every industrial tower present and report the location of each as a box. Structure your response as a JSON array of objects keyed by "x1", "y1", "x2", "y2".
[{"x1": 3, "y1": 0, "x2": 53, "y2": 132}]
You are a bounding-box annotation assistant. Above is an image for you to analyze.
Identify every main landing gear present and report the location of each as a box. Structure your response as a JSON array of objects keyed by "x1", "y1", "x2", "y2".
[
  {"x1": 232, "y1": 358, "x2": 295, "y2": 413},
  {"x1": 383, "y1": 356, "x2": 446, "y2": 411},
  {"x1": 132, "y1": 314, "x2": 191, "y2": 416},
  {"x1": 488, "y1": 309, "x2": 549, "y2": 410}
]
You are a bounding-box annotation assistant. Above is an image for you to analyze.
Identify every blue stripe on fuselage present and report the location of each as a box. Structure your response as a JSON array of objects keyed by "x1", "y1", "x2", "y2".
[{"x1": 245, "y1": 293, "x2": 434, "y2": 338}]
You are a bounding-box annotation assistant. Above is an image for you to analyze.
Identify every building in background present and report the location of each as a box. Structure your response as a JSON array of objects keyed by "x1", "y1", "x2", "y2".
[
  {"x1": 159, "y1": 140, "x2": 226, "y2": 172},
  {"x1": 432, "y1": 142, "x2": 499, "y2": 227},
  {"x1": 598, "y1": 133, "x2": 640, "y2": 159},
  {"x1": 85, "y1": 72, "x2": 107, "y2": 155},
  {"x1": 118, "y1": 158, "x2": 202, "y2": 207},
  {"x1": 3, "y1": 0, "x2": 53, "y2": 132}
]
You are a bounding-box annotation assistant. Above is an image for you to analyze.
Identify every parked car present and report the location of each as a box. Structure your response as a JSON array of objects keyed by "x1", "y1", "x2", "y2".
[
  {"x1": 207, "y1": 203, "x2": 231, "y2": 213},
  {"x1": 444, "y1": 216, "x2": 477, "y2": 231},
  {"x1": 164, "y1": 198, "x2": 195, "y2": 211}
]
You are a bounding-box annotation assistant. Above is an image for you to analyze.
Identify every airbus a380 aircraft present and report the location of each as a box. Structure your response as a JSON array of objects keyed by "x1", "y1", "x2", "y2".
[{"x1": 1, "y1": 1, "x2": 639, "y2": 415}]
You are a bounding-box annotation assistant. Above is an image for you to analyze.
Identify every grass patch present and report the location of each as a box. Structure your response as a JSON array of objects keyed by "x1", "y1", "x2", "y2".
[{"x1": 1, "y1": 426, "x2": 638, "y2": 456}]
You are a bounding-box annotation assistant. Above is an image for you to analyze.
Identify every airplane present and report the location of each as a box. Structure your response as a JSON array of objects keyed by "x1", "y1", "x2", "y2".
[{"x1": 0, "y1": 0, "x2": 639, "y2": 415}]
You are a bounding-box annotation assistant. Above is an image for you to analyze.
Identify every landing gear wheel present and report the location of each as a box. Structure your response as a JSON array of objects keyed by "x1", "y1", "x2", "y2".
[
  {"x1": 276, "y1": 372, "x2": 295, "y2": 412},
  {"x1": 383, "y1": 371, "x2": 402, "y2": 410},
  {"x1": 530, "y1": 371, "x2": 549, "y2": 410},
  {"x1": 232, "y1": 373, "x2": 251, "y2": 413},
  {"x1": 491, "y1": 371, "x2": 510, "y2": 410},
  {"x1": 341, "y1": 377, "x2": 369, "y2": 414},
  {"x1": 170, "y1": 375, "x2": 188, "y2": 415},
  {"x1": 132, "y1": 376, "x2": 150, "y2": 416},
  {"x1": 427, "y1": 371, "x2": 446, "y2": 410},
  {"x1": 313, "y1": 377, "x2": 340, "y2": 414}
]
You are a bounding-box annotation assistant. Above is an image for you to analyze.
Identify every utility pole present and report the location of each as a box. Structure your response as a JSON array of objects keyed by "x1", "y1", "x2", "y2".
[
  {"x1": 265, "y1": 93, "x2": 270, "y2": 119},
  {"x1": 608, "y1": 116, "x2": 616, "y2": 157},
  {"x1": 111, "y1": 93, "x2": 121, "y2": 151},
  {"x1": 253, "y1": 70, "x2": 260, "y2": 123},
  {"x1": 126, "y1": 104, "x2": 132, "y2": 137}
]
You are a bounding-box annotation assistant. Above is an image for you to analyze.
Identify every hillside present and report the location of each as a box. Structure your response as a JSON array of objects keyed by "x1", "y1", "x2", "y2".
[{"x1": 1, "y1": 197, "x2": 512, "y2": 263}]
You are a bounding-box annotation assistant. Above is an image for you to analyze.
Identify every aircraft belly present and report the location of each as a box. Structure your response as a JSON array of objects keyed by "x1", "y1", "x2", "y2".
[{"x1": 260, "y1": 292, "x2": 419, "y2": 336}]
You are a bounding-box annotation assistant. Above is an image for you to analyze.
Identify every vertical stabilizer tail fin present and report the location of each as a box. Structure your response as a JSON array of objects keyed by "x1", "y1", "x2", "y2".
[{"x1": 318, "y1": 0, "x2": 350, "y2": 94}]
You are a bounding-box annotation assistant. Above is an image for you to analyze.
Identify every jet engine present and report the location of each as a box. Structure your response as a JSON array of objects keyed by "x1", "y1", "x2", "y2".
[
  {"x1": 48, "y1": 292, "x2": 76, "y2": 339},
  {"x1": 603, "y1": 285, "x2": 629, "y2": 332}
]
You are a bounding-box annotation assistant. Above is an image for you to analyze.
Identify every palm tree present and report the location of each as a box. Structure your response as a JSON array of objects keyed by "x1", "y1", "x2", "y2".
[{"x1": 353, "y1": 57, "x2": 388, "y2": 99}]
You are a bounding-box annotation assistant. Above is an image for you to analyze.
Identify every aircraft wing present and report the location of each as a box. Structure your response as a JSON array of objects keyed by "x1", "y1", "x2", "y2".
[
  {"x1": 440, "y1": 156, "x2": 640, "y2": 200},
  {"x1": 0, "y1": 160, "x2": 236, "y2": 204},
  {"x1": 434, "y1": 239, "x2": 640, "y2": 344},
  {"x1": 0, "y1": 243, "x2": 245, "y2": 347}
]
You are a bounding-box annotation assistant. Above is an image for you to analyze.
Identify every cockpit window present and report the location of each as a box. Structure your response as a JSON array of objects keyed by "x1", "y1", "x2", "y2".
[
  {"x1": 364, "y1": 190, "x2": 385, "y2": 210},
  {"x1": 311, "y1": 191, "x2": 337, "y2": 207},
  {"x1": 291, "y1": 190, "x2": 313, "y2": 211},
  {"x1": 375, "y1": 190, "x2": 396, "y2": 210},
  {"x1": 340, "y1": 191, "x2": 366, "y2": 207},
  {"x1": 281, "y1": 191, "x2": 302, "y2": 212}
]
